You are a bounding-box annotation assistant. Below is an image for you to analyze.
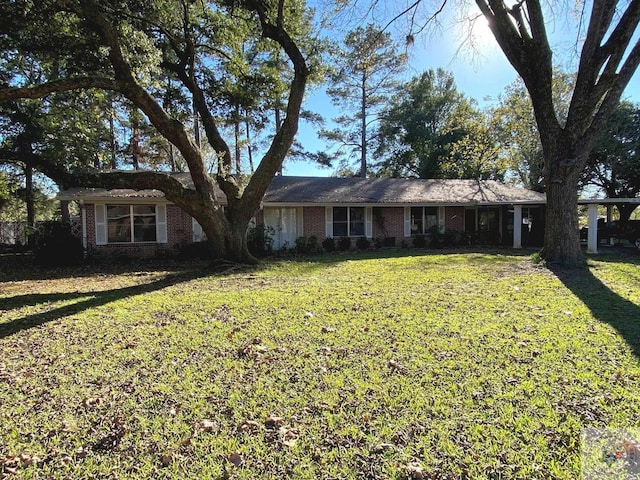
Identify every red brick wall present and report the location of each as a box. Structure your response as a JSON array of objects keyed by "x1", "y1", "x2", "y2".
[
  {"x1": 303, "y1": 207, "x2": 326, "y2": 238},
  {"x1": 373, "y1": 207, "x2": 405, "y2": 245},
  {"x1": 85, "y1": 204, "x2": 96, "y2": 247},
  {"x1": 444, "y1": 206, "x2": 465, "y2": 232},
  {"x1": 167, "y1": 204, "x2": 192, "y2": 245}
]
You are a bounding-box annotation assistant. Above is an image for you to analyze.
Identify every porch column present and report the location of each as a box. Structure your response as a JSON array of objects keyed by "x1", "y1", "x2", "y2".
[
  {"x1": 606, "y1": 205, "x2": 614, "y2": 245},
  {"x1": 513, "y1": 205, "x2": 522, "y2": 248},
  {"x1": 587, "y1": 203, "x2": 599, "y2": 254}
]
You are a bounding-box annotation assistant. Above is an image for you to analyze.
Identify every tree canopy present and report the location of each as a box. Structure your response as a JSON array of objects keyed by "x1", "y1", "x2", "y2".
[
  {"x1": 375, "y1": 68, "x2": 502, "y2": 180},
  {"x1": 0, "y1": 0, "x2": 319, "y2": 262},
  {"x1": 582, "y1": 101, "x2": 640, "y2": 221}
]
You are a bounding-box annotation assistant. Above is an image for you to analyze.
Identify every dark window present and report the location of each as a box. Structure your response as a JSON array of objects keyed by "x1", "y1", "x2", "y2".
[
  {"x1": 107, "y1": 205, "x2": 156, "y2": 243},
  {"x1": 411, "y1": 207, "x2": 438, "y2": 234},
  {"x1": 333, "y1": 206, "x2": 365, "y2": 237}
]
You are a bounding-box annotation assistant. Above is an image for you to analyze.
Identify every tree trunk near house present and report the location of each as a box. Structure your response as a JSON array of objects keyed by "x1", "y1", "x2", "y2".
[
  {"x1": 192, "y1": 205, "x2": 256, "y2": 264},
  {"x1": 616, "y1": 204, "x2": 638, "y2": 224},
  {"x1": 24, "y1": 164, "x2": 35, "y2": 248},
  {"x1": 109, "y1": 104, "x2": 117, "y2": 169},
  {"x1": 542, "y1": 179, "x2": 583, "y2": 265},
  {"x1": 360, "y1": 73, "x2": 367, "y2": 178},
  {"x1": 60, "y1": 200, "x2": 71, "y2": 224},
  {"x1": 131, "y1": 125, "x2": 140, "y2": 170},
  {"x1": 245, "y1": 115, "x2": 254, "y2": 174},
  {"x1": 234, "y1": 104, "x2": 242, "y2": 175}
]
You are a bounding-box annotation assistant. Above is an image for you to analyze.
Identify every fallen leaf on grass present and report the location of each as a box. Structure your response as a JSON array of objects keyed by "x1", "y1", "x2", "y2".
[
  {"x1": 371, "y1": 443, "x2": 395, "y2": 454},
  {"x1": 199, "y1": 419, "x2": 215, "y2": 432},
  {"x1": 387, "y1": 359, "x2": 406, "y2": 373},
  {"x1": 406, "y1": 460, "x2": 425, "y2": 479},
  {"x1": 239, "y1": 420, "x2": 261, "y2": 433},
  {"x1": 227, "y1": 452, "x2": 243, "y2": 466},
  {"x1": 265, "y1": 415, "x2": 284, "y2": 429},
  {"x1": 81, "y1": 396, "x2": 102, "y2": 408}
]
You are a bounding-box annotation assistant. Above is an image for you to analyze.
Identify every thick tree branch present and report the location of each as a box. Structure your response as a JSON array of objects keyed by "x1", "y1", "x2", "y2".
[
  {"x1": 237, "y1": 0, "x2": 309, "y2": 217},
  {"x1": 76, "y1": 0, "x2": 220, "y2": 206},
  {"x1": 0, "y1": 77, "x2": 119, "y2": 102}
]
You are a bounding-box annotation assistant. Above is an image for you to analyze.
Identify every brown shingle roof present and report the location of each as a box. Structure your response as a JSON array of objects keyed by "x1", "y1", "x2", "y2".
[
  {"x1": 58, "y1": 174, "x2": 546, "y2": 205},
  {"x1": 264, "y1": 176, "x2": 546, "y2": 205}
]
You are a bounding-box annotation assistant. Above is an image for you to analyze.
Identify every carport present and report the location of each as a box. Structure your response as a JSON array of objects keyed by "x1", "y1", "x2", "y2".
[{"x1": 579, "y1": 198, "x2": 640, "y2": 253}]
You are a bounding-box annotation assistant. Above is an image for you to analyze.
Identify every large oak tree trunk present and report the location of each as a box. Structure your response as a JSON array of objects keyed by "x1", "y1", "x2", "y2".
[
  {"x1": 203, "y1": 222, "x2": 255, "y2": 264},
  {"x1": 542, "y1": 180, "x2": 583, "y2": 265}
]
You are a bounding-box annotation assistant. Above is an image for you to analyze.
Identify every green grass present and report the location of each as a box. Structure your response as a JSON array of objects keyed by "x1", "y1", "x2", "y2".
[{"x1": 1, "y1": 250, "x2": 640, "y2": 479}]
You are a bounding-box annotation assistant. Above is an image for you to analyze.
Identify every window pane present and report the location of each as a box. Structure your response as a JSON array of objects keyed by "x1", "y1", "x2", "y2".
[
  {"x1": 107, "y1": 205, "x2": 131, "y2": 243},
  {"x1": 411, "y1": 207, "x2": 423, "y2": 234},
  {"x1": 133, "y1": 205, "x2": 156, "y2": 242},
  {"x1": 333, "y1": 223, "x2": 348, "y2": 237},
  {"x1": 350, "y1": 207, "x2": 365, "y2": 236},
  {"x1": 107, "y1": 205, "x2": 129, "y2": 219},
  {"x1": 133, "y1": 205, "x2": 155, "y2": 216},
  {"x1": 425, "y1": 207, "x2": 438, "y2": 231},
  {"x1": 333, "y1": 207, "x2": 348, "y2": 237},
  {"x1": 333, "y1": 207, "x2": 347, "y2": 222}
]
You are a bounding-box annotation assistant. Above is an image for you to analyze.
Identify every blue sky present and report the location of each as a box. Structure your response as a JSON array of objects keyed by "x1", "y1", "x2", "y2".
[{"x1": 282, "y1": 5, "x2": 640, "y2": 177}]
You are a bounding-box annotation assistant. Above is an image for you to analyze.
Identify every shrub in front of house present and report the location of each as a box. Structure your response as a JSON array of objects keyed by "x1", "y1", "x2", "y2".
[
  {"x1": 413, "y1": 235, "x2": 428, "y2": 248},
  {"x1": 429, "y1": 229, "x2": 467, "y2": 248},
  {"x1": 178, "y1": 241, "x2": 212, "y2": 260},
  {"x1": 374, "y1": 236, "x2": 396, "y2": 248},
  {"x1": 355, "y1": 237, "x2": 370, "y2": 250},
  {"x1": 337, "y1": 236, "x2": 351, "y2": 251},
  {"x1": 295, "y1": 235, "x2": 321, "y2": 254},
  {"x1": 34, "y1": 221, "x2": 84, "y2": 267},
  {"x1": 322, "y1": 237, "x2": 336, "y2": 252},
  {"x1": 247, "y1": 224, "x2": 274, "y2": 257}
]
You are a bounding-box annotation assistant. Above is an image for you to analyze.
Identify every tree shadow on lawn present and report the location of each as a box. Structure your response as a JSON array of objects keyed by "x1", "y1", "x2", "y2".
[
  {"x1": 0, "y1": 268, "x2": 208, "y2": 339},
  {"x1": 551, "y1": 260, "x2": 640, "y2": 360}
]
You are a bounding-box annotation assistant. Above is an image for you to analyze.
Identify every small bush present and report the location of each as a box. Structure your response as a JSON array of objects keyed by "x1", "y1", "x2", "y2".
[
  {"x1": 355, "y1": 237, "x2": 370, "y2": 250},
  {"x1": 531, "y1": 251, "x2": 546, "y2": 266},
  {"x1": 322, "y1": 237, "x2": 336, "y2": 252},
  {"x1": 34, "y1": 221, "x2": 83, "y2": 267},
  {"x1": 413, "y1": 235, "x2": 428, "y2": 248},
  {"x1": 247, "y1": 224, "x2": 274, "y2": 257},
  {"x1": 429, "y1": 229, "x2": 467, "y2": 248},
  {"x1": 374, "y1": 236, "x2": 396, "y2": 248},
  {"x1": 295, "y1": 236, "x2": 321, "y2": 254},
  {"x1": 337, "y1": 236, "x2": 351, "y2": 251}
]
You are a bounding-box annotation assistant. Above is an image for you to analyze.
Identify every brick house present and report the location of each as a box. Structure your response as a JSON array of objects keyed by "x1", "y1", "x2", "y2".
[{"x1": 58, "y1": 174, "x2": 546, "y2": 257}]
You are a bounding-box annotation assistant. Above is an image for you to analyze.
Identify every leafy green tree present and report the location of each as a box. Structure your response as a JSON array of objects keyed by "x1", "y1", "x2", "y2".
[
  {"x1": 375, "y1": 69, "x2": 500, "y2": 179},
  {"x1": 440, "y1": 109, "x2": 505, "y2": 180},
  {"x1": 0, "y1": 0, "x2": 316, "y2": 263},
  {"x1": 322, "y1": 24, "x2": 407, "y2": 177},
  {"x1": 582, "y1": 101, "x2": 640, "y2": 222},
  {"x1": 490, "y1": 74, "x2": 574, "y2": 193}
]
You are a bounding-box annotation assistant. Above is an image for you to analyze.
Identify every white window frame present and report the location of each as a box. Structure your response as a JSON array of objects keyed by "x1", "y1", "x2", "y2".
[
  {"x1": 328, "y1": 206, "x2": 370, "y2": 237},
  {"x1": 408, "y1": 206, "x2": 439, "y2": 235},
  {"x1": 95, "y1": 204, "x2": 167, "y2": 245}
]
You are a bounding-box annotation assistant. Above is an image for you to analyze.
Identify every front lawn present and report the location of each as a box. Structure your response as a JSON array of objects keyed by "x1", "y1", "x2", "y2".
[{"x1": 1, "y1": 250, "x2": 639, "y2": 479}]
